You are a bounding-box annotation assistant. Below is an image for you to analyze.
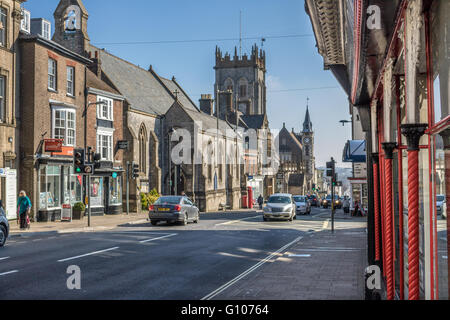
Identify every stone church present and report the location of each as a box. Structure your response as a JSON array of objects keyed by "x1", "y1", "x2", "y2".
[{"x1": 213, "y1": 45, "x2": 276, "y2": 200}]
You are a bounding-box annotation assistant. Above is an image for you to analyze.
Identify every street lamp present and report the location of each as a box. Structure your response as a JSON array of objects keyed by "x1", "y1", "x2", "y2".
[{"x1": 339, "y1": 120, "x2": 351, "y2": 126}]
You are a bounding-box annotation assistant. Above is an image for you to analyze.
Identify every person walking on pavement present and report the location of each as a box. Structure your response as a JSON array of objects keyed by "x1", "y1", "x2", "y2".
[
  {"x1": 17, "y1": 190, "x2": 32, "y2": 230},
  {"x1": 257, "y1": 195, "x2": 264, "y2": 210},
  {"x1": 343, "y1": 196, "x2": 350, "y2": 214}
]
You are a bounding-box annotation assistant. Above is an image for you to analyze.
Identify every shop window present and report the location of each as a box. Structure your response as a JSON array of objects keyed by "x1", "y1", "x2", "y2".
[
  {"x1": 109, "y1": 176, "x2": 122, "y2": 205},
  {"x1": 0, "y1": 7, "x2": 6, "y2": 47},
  {"x1": 39, "y1": 165, "x2": 61, "y2": 210},
  {"x1": 52, "y1": 108, "x2": 76, "y2": 146},
  {"x1": 89, "y1": 177, "x2": 104, "y2": 207}
]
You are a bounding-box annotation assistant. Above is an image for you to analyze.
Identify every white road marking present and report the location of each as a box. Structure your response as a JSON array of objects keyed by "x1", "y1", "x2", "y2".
[
  {"x1": 288, "y1": 254, "x2": 311, "y2": 258},
  {"x1": 57, "y1": 247, "x2": 119, "y2": 263},
  {"x1": 140, "y1": 234, "x2": 177, "y2": 243},
  {"x1": 0, "y1": 257, "x2": 10, "y2": 261},
  {"x1": 216, "y1": 216, "x2": 261, "y2": 226},
  {"x1": 322, "y1": 219, "x2": 329, "y2": 229},
  {"x1": 0, "y1": 270, "x2": 18, "y2": 276},
  {"x1": 201, "y1": 235, "x2": 303, "y2": 300}
]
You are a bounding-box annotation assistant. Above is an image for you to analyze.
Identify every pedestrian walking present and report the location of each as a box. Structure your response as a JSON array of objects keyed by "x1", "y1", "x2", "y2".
[
  {"x1": 343, "y1": 196, "x2": 350, "y2": 214},
  {"x1": 17, "y1": 190, "x2": 32, "y2": 230},
  {"x1": 257, "y1": 195, "x2": 264, "y2": 210}
]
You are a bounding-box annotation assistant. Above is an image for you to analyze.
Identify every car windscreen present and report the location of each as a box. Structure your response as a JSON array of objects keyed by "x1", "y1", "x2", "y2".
[
  {"x1": 268, "y1": 196, "x2": 291, "y2": 204},
  {"x1": 293, "y1": 196, "x2": 305, "y2": 202},
  {"x1": 437, "y1": 195, "x2": 445, "y2": 202},
  {"x1": 154, "y1": 197, "x2": 182, "y2": 205}
]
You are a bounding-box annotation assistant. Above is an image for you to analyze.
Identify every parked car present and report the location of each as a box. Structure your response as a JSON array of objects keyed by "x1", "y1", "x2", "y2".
[
  {"x1": 149, "y1": 196, "x2": 200, "y2": 226},
  {"x1": 437, "y1": 195, "x2": 446, "y2": 215},
  {"x1": 0, "y1": 205, "x2": 9, "y2": 247},
  {"x1": 442, "y1": 201, "x2": 447, "y2": 220},
  {"x1": 307, "y1": 194, "x2": 319, "y2": 207},
  {"x1": 263, "y1": 193, "x2": 296, "y2": 221},
  {"x1": 293, "y1": 195, "x2": 311, "y2": 215}
]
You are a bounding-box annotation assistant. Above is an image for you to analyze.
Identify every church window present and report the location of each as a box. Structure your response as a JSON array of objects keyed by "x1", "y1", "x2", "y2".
[
  {"x1": 239, "y1": 85, "x2": 247, "y2": 98},
  {"x1": 139, "y1": 125, "x2": 147, "y2": 174},
  {"x1": 224, "y1": 78, "x2": 234, "y2": 92}
]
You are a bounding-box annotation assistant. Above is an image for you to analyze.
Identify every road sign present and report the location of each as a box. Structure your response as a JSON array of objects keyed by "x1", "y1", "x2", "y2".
[{"x1": 118, "y1": 141, "x2": 129, "y2": 150}]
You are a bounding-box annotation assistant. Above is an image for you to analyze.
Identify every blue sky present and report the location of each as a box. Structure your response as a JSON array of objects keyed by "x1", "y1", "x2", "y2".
[{"x1": 23, "y1": 0, "x2": 352, "y2": 168}]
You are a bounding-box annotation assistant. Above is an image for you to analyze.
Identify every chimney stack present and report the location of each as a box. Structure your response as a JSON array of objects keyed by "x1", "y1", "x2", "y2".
[{"x1": 199, "y1": 94, "x2": 214, "y2": 116}]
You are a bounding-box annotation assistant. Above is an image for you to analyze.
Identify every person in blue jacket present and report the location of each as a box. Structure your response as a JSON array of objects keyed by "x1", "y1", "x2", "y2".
[{"x1": 17, "y1": 190, "x2": 32, "y2": 230}]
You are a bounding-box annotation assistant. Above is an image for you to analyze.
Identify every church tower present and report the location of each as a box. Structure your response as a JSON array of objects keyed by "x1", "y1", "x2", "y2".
[
  {"x1": 214, "y1": 44, "x2": 266, "y2": 117},
  {"x1": 302, "y1": 101, "x2": 315, "y2": 191},
  {"x1": 52, "y1": 0, "x2": 90, "y2": 57}
]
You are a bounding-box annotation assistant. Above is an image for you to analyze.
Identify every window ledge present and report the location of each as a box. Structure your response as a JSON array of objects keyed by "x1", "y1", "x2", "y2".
[
  {"x1": 48, "y1": 88, "x2": 58, "y2": 93},
  {"x1": 66, "y1": 94, "x2": 75, "y2": 99}
]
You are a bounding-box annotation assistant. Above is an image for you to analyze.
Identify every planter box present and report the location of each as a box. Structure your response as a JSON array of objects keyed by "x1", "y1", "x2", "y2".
[{"x1": 72, "y1": 210, "x2": 85, "y2": 220}]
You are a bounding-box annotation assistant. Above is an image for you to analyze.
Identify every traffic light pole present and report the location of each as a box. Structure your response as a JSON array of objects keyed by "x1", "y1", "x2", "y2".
[
  {"x1": 87, "y1": 175, "x2": 91, "y2": 227},
  {"x1": 126, "y1": 161, "x2": 130, "y2": 215},
  {"x1": 331, "y1": 158, "x2": 336, "y2": 234}
]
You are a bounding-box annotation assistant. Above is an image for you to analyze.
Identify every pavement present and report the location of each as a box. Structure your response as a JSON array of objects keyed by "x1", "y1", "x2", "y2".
[{"x1": 1, "y1": 206, "x2": 368, "y2": 300}]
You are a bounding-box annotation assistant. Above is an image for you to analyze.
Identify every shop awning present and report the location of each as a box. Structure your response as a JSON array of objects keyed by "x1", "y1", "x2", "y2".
[{"x1": 342, "y1": 140, "x2": 366, "y2": 163}]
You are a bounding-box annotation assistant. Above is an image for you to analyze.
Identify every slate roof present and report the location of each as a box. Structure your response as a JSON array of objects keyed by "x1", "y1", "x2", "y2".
[
  {"x1": 288, "y1": 174, "x2": 305, "y2": 187},
  {"x1": 92, "y1": 46, "x2": 197, "y2": 116},
  {"x1": 240, "y1": 114, "x2": 266, "y2": 129},
  {"x1": 182, "y1": 105, "x2": 236, "y2": 138}
]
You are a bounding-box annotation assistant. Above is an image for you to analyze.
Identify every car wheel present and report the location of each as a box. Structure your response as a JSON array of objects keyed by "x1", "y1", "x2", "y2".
[
  {"x1": 194, "y1": 212, "x2": 200, "y2": 223},
  {"x1": 263, "y1": 217, "x2": 268, "y2": 221},
  {"x1": 0, "y1": 225, "x2": 6, "y2": 247},
  {"x1": 151, "y1": 221, "x2": 158, "y2": 226},
  {"x1": 294, "y1": 213, "x2": 297, "y2": 220}
]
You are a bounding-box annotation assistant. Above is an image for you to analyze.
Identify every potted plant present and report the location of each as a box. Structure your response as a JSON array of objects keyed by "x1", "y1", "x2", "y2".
[{"x1": 72, "y1": 202, "x2": 86, "y2": 220}]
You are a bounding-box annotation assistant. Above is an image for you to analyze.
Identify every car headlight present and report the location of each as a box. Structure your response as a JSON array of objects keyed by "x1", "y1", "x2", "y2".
[{"x1": 264, "y1": 206, "x2": 272, "y2": 212}]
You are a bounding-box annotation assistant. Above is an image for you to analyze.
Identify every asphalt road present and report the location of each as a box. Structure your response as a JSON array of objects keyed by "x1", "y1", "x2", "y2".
[{"x1": 0, "y1": 207, "x2": 329, "y2": 300}]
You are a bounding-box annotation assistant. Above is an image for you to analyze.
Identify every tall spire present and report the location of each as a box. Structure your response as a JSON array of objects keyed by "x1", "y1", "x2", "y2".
[{"x1": 303, "y1": 97, "x2": 313, "y2": 133}]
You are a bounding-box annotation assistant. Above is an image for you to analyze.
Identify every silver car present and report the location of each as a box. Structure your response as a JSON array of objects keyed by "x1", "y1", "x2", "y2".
[
  {"x1": 293, "y1": 195, "x2": 311, "y2": 215},
  {"x1": 263, "y1": 193, "x2": 296, "y2": 221},
  {"x1": 437, "y1": 195, "x2": 445, "y2": 214},
  {"x1": 0, "y1": 205, "x2": 9, "y2": 247}
]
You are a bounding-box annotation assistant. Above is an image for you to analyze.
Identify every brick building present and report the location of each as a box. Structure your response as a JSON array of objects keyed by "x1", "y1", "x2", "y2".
[{"x1": 19, "y1": 31, "x2": 91, "y2": 221}]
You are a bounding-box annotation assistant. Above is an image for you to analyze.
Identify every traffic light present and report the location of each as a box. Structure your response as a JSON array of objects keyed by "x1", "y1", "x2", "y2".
[
  {"x1": 93, "y1": 153, "x2": 101, "y2": 170},
  {"x1": 74, "y1": 149, "x2": 85, "y2": 174},
  {"x1": 312, "y1": 183, "x2": 316, "y2": 191},
  {"x1": 132, "y1": 162, "x2": 139, "y2": 179},
  {"x1": 326, "y1": 161, "x2": 334, "y2": 177}
]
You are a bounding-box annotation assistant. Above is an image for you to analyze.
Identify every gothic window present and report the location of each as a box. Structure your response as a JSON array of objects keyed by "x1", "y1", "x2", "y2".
[
  {"x1": 139, "y1": 125, "x2": 147, "y2": 174},
  {"x1": 238, "y1": 78, "x2": 248, "y2": 98},
  {"x1": 0, "y1": 7, "x2": 6, "y2": 47},
  {"x1": 224, "y1": 78, "x2": 234, "y2": 92}
]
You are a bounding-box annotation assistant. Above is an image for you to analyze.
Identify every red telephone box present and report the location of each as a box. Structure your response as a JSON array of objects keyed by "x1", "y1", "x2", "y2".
[{"x1": 247, "y1": 187, "x2": 254, "y2": 209}]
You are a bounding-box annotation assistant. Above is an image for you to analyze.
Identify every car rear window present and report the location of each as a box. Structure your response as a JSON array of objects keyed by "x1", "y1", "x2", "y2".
[
  {"x1": 293, "y1": 196, "x2": 305, "y2": 202},
  {"x1": 268, "y1": 196, "x2": 291, "y2": 204},
  {"x1": 155, "y1": 197, "x2": 182, "y2": 205}
]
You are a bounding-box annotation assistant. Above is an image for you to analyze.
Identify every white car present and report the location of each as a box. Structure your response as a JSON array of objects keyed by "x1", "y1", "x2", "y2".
[
  {"x1": 293, "y1": 195, "x2": 311, "y2": 215},
  {"x1": 263, "y1": 194, "x2": 296, "y2": 221},
  {"x1": 437, "y1": 195, "x2": 446, "y2": 215}
]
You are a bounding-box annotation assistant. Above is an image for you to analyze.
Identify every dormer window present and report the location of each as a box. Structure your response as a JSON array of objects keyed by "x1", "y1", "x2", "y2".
[
  {"x1": 0, "y1": 7, "x2": 6, "y2": 47},
  {"x1": 42, "y1": 20, "x2": 51, "y2": 40},
  {"x1": 21, "y1": 9, "x2": 31, "y2": 34}
]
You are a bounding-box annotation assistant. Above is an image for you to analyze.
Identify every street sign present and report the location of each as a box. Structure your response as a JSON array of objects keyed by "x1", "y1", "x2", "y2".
[
  {"x1": 112, "y1": 172, "x2": 118, "y2": 179},
  {"x1": 118, "y1": 141, "x2": 129, "y2": 150}
]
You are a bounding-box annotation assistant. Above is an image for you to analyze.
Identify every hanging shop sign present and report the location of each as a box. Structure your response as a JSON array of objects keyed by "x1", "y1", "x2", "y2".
[{"x1": 44, "y1": 139, "x2": 64, "y2": 152}]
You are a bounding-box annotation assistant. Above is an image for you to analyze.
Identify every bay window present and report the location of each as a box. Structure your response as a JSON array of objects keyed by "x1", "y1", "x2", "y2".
[
  {"x1": 52, "y1": 107, "x2": 76, "y2": 146},
  {"x1": 97, "y1": 96, "x2": 113, "y2": 121},
  {"x1": 97, "y1": 130, "x2": 113, "y2": 161}
]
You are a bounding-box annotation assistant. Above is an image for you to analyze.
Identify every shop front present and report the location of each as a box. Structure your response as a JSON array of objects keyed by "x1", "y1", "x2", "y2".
[
  {"x1": 88, "y1": 169, "x2": 123, "y2": 216},
  {"x1": 37, "y1": 161, "x2": 82, "y2": 222}
]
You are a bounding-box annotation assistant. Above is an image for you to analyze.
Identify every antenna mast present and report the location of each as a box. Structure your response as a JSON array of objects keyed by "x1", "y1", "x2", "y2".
[{"x1": 239, "y1": 11, "x2": 242, "y2": 58}]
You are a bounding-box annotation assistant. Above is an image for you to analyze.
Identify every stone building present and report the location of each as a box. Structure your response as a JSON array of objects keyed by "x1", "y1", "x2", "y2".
[
  {"x1": 301, "y1": 104, "x2": 315, "y2": 193},
  {"x1": 214, "y1": 45, "x2": 276, "y2": 201},
  {"x1": 0, "y1": 0, "x2": 25, "y2": 219}
]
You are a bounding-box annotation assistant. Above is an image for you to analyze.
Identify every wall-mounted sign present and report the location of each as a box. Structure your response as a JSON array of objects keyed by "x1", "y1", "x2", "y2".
[
  {"x1": 52, "y1": 146, "x2": 74, "y2": 157},
  {"x1": 44, "y1": 139, "x2": 64, "y2": 152},
  {"x1": 118, "y1": 141, "x2": 129, "y2": 150}
]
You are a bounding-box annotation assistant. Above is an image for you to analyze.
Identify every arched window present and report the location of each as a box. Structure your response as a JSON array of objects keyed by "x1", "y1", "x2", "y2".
[
  {"x1": 224, "y1": 78, "x2": 234, "y2": 92},
  {"x1": 238, "y1": 78, "x2": 248, "y2": 98},
  {"x1": 139, "y1": 125, "x2": 147, "y2": 174}
]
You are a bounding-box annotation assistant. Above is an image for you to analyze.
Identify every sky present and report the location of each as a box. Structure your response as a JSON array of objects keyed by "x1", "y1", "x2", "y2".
[{"x1": 23, "y1": 0, "x2": 352, "y2": 168}]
